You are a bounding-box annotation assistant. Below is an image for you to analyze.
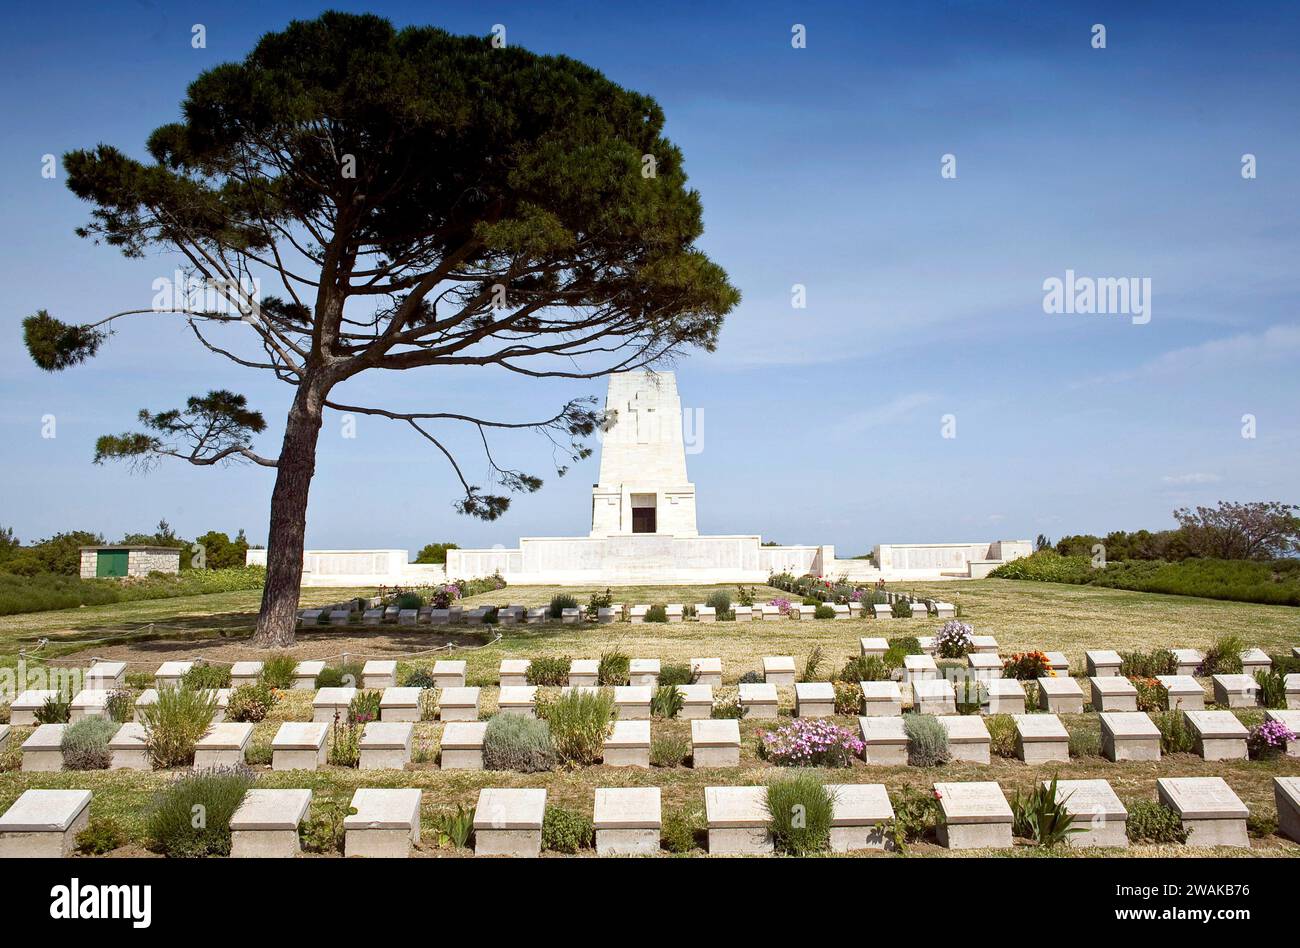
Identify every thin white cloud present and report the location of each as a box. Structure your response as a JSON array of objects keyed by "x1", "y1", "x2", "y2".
[
  {"x1": 840, "y1": 392, "x2": 940, "y2": 432},
  {"x1": 1082, "y1": 324, "x2": 1300, "y2": 387},
  {"x1": 1161, "y1": 472, "x2": 1222, "y2": 485}
]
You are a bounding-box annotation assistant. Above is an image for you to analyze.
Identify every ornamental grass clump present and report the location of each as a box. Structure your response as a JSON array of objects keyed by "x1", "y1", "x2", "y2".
[
  {"x1": 657, "y1": 663, "x2": 697, "y2": 687},
  {"x1": 525, "y1": 655, "x2": 570, "y2": 686},
  {"x1": 651, "y1": 684, "x2": 684, "y2": 719},
  {"x1": 1255, "y1": 670, "x2": 1289, "y2": 710},
  {"x1": 104, "y1": 689, "x2": 134, "y2": 724},
  {"x1": 541, "y1": 688, "x2": 615, "y2": 765},
  {"x1": 597, "y1": 650, "x2": 630, "y2": 686},
  {"x1": 759, "y1": 718, "x2": 863, "y2": 768},
  {"x1": 481, "y1": 714, "x2": 556, "y2": 772},
  {"x1": 260, "y1": 652, "x2": 297, "y2": 689},
  {"x1": 1010, "y1": 775, "x2": 1082, "y2": 847},
  {"x1": 141, "y1": 687, "x2": 218, "y2": 769},
  {"x1": 61, "y1": 717, "x2": 118, "y2": 770},
  {"x1": 145, "y1": 765, "x2": 255, "y2": 857},
  {"x1": 548, "y1": 593, "x2": 578, "y2": 619},
  {"x1": 934, "y1": 620, "x2": 975, "y2": 658},
  {"x1": 765, "y1": 773, "x2": 836, "y2": 855},
  {"x1": 903, "y1": 713, "x2": 951, "y2": 767},
  {"x1": 1247, "y1": 719, "x2": 1295, "y2": 760}
]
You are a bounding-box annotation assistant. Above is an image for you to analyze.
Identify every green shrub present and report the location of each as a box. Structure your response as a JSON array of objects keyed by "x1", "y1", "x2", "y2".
[
  {"x1": 395, "y1": 592, "x2": 423, "y2": 609},
  {"x1": 1126, "y1": 799, "x2": 1189, "y2": 844},
  {"x1": 244, "y1": 739, "x2": 272, "y2": 766},
  {"x1": 833, "y1": 681, "x2": 862, "y2": 715},
  {"x1": 814, "y1": 604, "x2": 836, "y2": 620},
  {"x1": 260, "y1": 652, "x2": 297, "y2": 689},
  {"x1": 35, "y1": 694, "x2": 70, "y2": 724},
  {"x1": 651, "y1": 684, "x2": 685, "y2": 719},
  {"x1": 711, "y1": 690, "x2": 747, "y2": 719},
  {"x1": 706, "y1": 590, "x2": 731, "y2": 613},
  {"x1": 585, "y1": 587, "x2": 614, "y2": 617},
  {"x1": 988, "y1": 549, "x2": 1092, "y2": 584},
  {"x1": 1011, "y1": 775, "x2": 1082, "y2": 847},
  {"x1": 662, "y1": 807, "x2": 704, "y2": 853},
  {"x1": 145, "y1": 766, "x2": 255, "y2": 857},
  {"x1": 225, "y1": 682, "x2": 276, "y2": 723},
  {"x1": 0, "y1": 566, "x2": 266, "y2": 617},
  {"x1": 1247, "y1": 811, "x2": 1277, "y2": 839},
  {"x1": 76, "y1": 816, "x2": 127, "y2": 855},
  {"x1": 598, "y1": 650, "x2": 630, "y2": 686},
  {"x1": 799, "y1": 645, "x2": 825, "y2": 683},
  {"x1": 1119, "y1": 649, "x2": 1177, "y2": 678},
  {"x1": 658, "y1": 663, "x2": 697, "y2": 687},
  {"x1": 737, "y1": 670, "x2": 763, "y2": 684},
  {"x1": 651, "y1": 732, "x2": 690, "y2": 767},
  {"x1": 327, "y1": 719, "x2": 360, "y2": 767},
  {"x1": 141, "y1": 687, "x2": 218, "y2": 768},
  {"x1": 299, "y1": 797, "x2": 349, "y2": 854},
  {"x1": 985, "y1": 714, "x2": 1018, "y2": 758},
  {"x1": 105, "y1": 689, "x2": 134, "y2": 724},
  {"x1": 541, "y1": 688, "x2": 615, "y2": 765},
  {"x1": 1255, "y1": 670, "x2": 1288, "y2": 709},
  {"x1": 1198, "y1": 635, "x2": 1244, "y2": 676},
  {"x1": 61, "y1": 717, "x2": 118, "y2": 770},
  {"x1": 402, "y1": 666, "x2": 438, "y2": 689},
  {"x1": 316, "y1": 661, "x2": 364, "y2": 689},
  {"x1": 645, "y1": 604, "x2": 668, "y2": 623},
  {"x1": 890, "y1": 600, "x2": 913, "y2": 618},
  {"x1": 1152, "y1": 710, "x2": 1195, "y2": 753},
  {"x1": 542, "y1": 805, "x2": 593, "y2": 853},
  {"x1": 890, "y1": 786, "x2": 941, "y2": 846},
  {"x1": 348, "y1": 689, "x2": 383, "y2": 725},
  {"x1": 883, "y1": 636, "x2": 922, "y2": 667},
  {"x1": 481, "y1": 714, "x2": 556, "y2": 772},
  {"x1": 548, "y1": 593, "x2": 578, "y2": 619},
  {"x1": 765, "y1": 773, "x2": 835, "y2": 855},
  {"x1": 526, "y1": 655, "x2": 570, "y2": 687},
  {"x1": 903, "y1": 713, "x2": 950, "y2": 766},
  {"x1": 181, "y1": 662, "x2": 231, "y2": 690},
  {"x1": 431, "y1": 804, "x2": 475, "y2": 849}
]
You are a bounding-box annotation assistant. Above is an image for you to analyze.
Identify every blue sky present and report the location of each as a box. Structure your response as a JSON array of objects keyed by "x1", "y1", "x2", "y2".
[{"x1": 1, "y1": 1, "x2": 1297, "y2": 556}]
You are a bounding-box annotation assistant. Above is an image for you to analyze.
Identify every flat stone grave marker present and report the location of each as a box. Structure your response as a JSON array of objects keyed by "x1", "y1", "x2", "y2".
[
  {"x1": 1156, "y1": 675, "x2": 1204, "y2": 710},
  {"x1": 69, "y1": 688, "x2": 109, "y2": 722},
  {"x1": 1211, "y1": 674, "x2": 1258, "y2": 709},
  {"x1": 967, "y1": 653, "x2": 1003, "y2": 680},
  {"x1": 292, "y1": 661, "x2": 324, "y2": 690},
  {"x1": 1085, "y1": 650, "x2": 1122, "y2": 677},
  {"x1": 438, "y1": 686, "x2": 480, "y2": 721},
  {"x1": 441, "y1": 721, "x2": 488, "y2": 770},
  {"x1": 345, "y1": 788, "x2": 422, "y2": 858},
  {"x1": 677, "y1": 684, "x2": 714, "y2": 719},
  {"x1": 794, "y1": 682, "x2": 835, "y2": 717},
  {"x1": 593, "y1": 786, "x2": 662, "y2": 855},
  {"x1": 230, "y1": 789, "x2": 312, "y2": 858},
  {"x1": 230, "y1": 661, "x2": 263, "y2": 688},
  {"x1": 763, "y1": 656, "x2": 796, "y2": 686},
  {"x1": 363, "y1": 608, "x2": 383, "y2": 625},
  {"x1": 133, "y1": 689, "x2": 158, "y2": 721},
  {"x1": 938, "y1": 715, "x2": 991, "y2": 764},
  {"x1": 568, "y1": 659, "x2": 599, "y2": 687},
  {"x1": 1183, "y1": 709, "x2": 1248, "y2": 761},
  {"x1": 432, "y1": 660, "x2": 467, "y2": 689},
  {"x1": 911, "y1": 678, "x2": 957, "y2": 714},
  {"x1": 732, "y1": 605, "x2": 753, "y2": 621},
  {"x1": 1050, "y1": 779, "x2": 1128, "y2": 848},
  {"x1": 360, "y1": 721, "x2": 414, "y2": 770},
  {"x1": 1090, "y1": 676, "x2": 1138, "y2": 712},
  {"x1": 499, "y1": 659, "x2": 531, "y2": 687},
  {"x1": 859, "y1": 637, "x2": 888, "y2": 658},
  {"x1": 983, "y1": 678, "x2": 1025, "y2": 714},
  {"x1": 933, "y1": 781, "x2": 1013, "y2": 850},
  {"x1": 1100, "y1": 711, "x2": 1161, "y2": 762},
  {"x1": 108, "y1": 722, "x2": 148, "y2": 770},
  {"x1": 903, "y1": 654, "x2": 938, "y2": 683},
  {"x1": 21, "y1": 724, "x2": 65, "y2": 772},
  {"x1": 690, "y1": 657, "x2": 722, "y2": 687},
  {"x1": 1239, "y1": 648, "x2": 1271, "y2": 677},
  {"x1": 859, "y1": 715, "x2": 908, "y2": 765},
  {"x1": 362, "y1": 660, "x2": 397, "y2": 689},
  {"x1": 313, "y1": 687, "x2": 357, "y2": 722},
  {"x1": 1275, "y1": 776, "x2": 1300, "y2": 843},
  {"x1": 9, "y1": 690, "x2": 58, "y2": 726},
  {"x1": 696, "y1": 605, "x2": 716, "y2": 623},
  {"x1": 1013, "y1": 713, "x2": 1069, "y2": 763},
  {"x1": 474, "y1": 787, "x2": 545, "y2": 857},
  {"x1": 1286, "y1": 674, "x2": 1300, "y2": 710},
  {"x1": 603, "y1": 719, "x2": 651, "y2": 768},
  {"x1": 85, "y1": 660, "x2": 127, "y2": 689},
  {"x1": 1157, "y1": 777, "x2": 1249, "y2": 848},
  {"x1": 0, "y1": 724, "x2": 9, "y2": 753},
  {"x1": 871, "y1": 603, "x2": 892, "y2": 619},
  {"x1": 705, "y1": 786, "x2": 772, "y2": 854},
  {"x1": 971, "y1": 635, "x2": 999, "y2": 654},
  {"x1": 155, "y1": 660, "x2": 194, "y2": 689},
  {"x1": 613, "y1": 686, "x2": 652, "y2": 720},
  {"x1": 628, "y1": 658, "x2": 660, "y2": 687},
  {"x1": 380, "y1": 687, "x2": 421, "y2": 722},
  {"x1": 194, "y1": 723, "x2": 254, "y2": 769},
  {"x1": 1171, "y1": 649, "x2": 1203, "y2": 676},
  {"x1": 861, "y1": 680, "x2": 902, "y2": 716},
  {"x1": 1044, "y1": 652, "x2": 1069, "y2": 675},
  {"x1": 691, "y1": 719, "x2": 740, "y2": 768},
  {"x1": 497, "y1": 686, "x2": 538, "y2": 717},
  {"x1": 0, "y1": 789, "x2": 92, "y2": 858},
  {"x1": 738, "y1": 683, "x2": 778, "y2": 719},
  {"x1": 824, "y1": 783, "x2": 893, "y2": 852},
  {"x1": 1038, "y1": 675, "x2": 1084, "y2": 713},
  {"x1": 271, "y1": 722, "x2": 329, "y2": 771},
  {"x1": 1265, "y1": 710, "x2": 1300, "y2": 757}
]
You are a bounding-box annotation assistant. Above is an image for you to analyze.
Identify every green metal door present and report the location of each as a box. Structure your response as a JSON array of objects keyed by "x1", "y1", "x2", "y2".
[{"x1": 96, "y1": 550, "x2": 129, "y2": 577}]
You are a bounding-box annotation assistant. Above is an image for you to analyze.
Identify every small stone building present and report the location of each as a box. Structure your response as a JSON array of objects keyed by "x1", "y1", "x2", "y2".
[{"x1": 79, "y1": 545, "x2": 182, "y2": 579}]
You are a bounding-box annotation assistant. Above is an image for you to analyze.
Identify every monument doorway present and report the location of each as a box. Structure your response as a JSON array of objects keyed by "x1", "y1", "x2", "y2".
[{"x1": 631, "y1": 493, "x2": 657, "y2": 533}]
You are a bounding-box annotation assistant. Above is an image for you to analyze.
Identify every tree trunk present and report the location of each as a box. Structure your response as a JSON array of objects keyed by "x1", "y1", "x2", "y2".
[{"x1": 251, "y1": 384, "x2": 326, "y2": 648}]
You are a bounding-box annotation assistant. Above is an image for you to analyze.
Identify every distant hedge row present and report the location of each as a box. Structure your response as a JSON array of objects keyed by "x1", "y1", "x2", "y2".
[
  {"x1": 0, "y1": 566, "x2": 267, "y2": 616},
  {"x1": 990, "y1": 551, "x2": 1300, "y2": 606}
]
